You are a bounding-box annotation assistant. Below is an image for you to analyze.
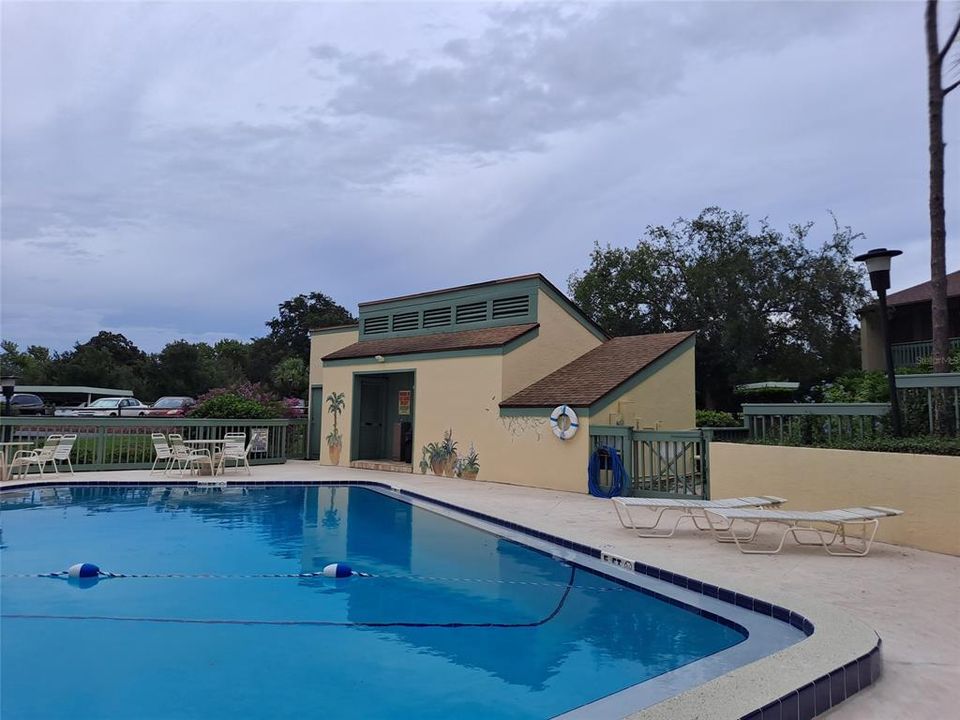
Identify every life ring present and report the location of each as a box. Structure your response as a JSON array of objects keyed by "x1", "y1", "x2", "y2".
[{"x1": 549, "y1": 405, "x2": 579, "y2": 440}]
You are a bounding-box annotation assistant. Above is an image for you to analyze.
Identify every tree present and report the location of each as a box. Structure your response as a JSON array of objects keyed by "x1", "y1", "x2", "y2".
[
  {"x1": 0, "y1": 341, "x2": 55, "y2": 384},
  {"x1": 569, "y1": 208, "x2": 869, "y2": 409},
  {"x1": 270, "y1": 356, "x2": 308, "y2": 398},
  {"x1": 925, "y1": 1, "x2": 959, "y2": 433},
  {"x1": 265, "y1": 292, "x2": 354, "y2": 363},
  {"x1": 56, "y1": 332, "x2": 150, "y2": 396}
]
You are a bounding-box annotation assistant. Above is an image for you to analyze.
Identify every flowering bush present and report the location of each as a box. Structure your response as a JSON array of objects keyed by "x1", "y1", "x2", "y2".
[{"x1": 190, "y1": 382, "x2": 286, "y2": 419}]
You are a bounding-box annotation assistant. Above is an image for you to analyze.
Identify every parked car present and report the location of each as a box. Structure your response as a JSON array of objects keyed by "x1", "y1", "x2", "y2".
[
  {"x1": 145, "y1": 396, "x2": 196, "y2": 417},
  {"x1": 9, "y1": 393, "x2": 45, "y2": 415},
  {"x1": 74, "y1": 397, "x2": 151, "y2": 417}
]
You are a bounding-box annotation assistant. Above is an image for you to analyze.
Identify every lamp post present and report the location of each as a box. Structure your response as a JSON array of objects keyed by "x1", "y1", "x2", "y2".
[{"x1": 854, "y1": 248, "x2": 903, "y2": 437}]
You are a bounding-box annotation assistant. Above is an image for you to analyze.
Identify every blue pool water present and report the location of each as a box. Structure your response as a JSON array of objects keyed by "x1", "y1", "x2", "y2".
[{"x1": 1, "y1": 485, "x2": 745, "y2": 719}]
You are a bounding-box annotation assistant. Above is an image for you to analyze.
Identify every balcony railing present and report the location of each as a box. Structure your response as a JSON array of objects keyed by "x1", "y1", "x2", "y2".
[{"x1": 892, "y1": 337, "x2": 960, "y2": 368}]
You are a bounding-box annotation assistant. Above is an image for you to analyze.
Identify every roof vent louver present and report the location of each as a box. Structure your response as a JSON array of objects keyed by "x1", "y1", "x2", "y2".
[
  {"x1": 392, "y1": 311, "x2": 419, "y2": 332},
  {"x1": 363, "y1": 315, "x2": 389, "y2": 334},
  {"x1": 456, "y1": 301, "x2": 488, "y2": 324},
  {"x1": 492, "y1": 295, "x2": 530, "y2": 319},
  {"x1": 422, "y1": 307, "x2": 452, "y2": 328}
]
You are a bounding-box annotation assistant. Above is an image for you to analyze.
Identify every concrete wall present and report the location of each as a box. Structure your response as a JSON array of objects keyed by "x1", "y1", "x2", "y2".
[
  {"x1": 592, "y1": 343, "x2": 696, "y2": 430},
  {"x1": 501, "y1": 289, "x2": 603, "y2": 399},
  {"x1": 711, "y1": 443, "x2": 960, "y2": 555},
  {"x1": 308, "y1": 328, "x2": 358, "y2": 387}
]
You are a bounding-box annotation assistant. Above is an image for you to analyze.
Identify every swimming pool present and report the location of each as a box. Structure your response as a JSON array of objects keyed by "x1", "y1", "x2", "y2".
[{"x1": 1, "y1": 484, "x2": 804, "y2": 719}]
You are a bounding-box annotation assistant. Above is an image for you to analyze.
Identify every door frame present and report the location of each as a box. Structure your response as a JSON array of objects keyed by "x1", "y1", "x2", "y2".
[
  {"x1": 350, "y1": 369, "x2": 417, "y2": 463},
  {"x1": 307, "y1": 384, "x2": 324, "y2": 460}
]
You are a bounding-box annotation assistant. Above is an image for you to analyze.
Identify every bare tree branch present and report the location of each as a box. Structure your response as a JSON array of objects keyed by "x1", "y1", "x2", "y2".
[
  {"x1": 946, "y1": 78, "x2": 960, "y2": 95},
  {"x1": 940, "y1": 13, "x2": 960, "y2": 63}
]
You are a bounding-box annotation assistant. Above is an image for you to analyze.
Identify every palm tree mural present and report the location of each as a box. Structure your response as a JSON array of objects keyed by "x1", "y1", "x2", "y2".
[{"x1": 326, "y1": 391, "x2": 345, "y2": 465}]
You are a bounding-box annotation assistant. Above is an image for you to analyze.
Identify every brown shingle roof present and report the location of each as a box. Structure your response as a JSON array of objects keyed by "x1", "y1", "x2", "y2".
[
  {"x1": 322, "y1": 323, "x2": 539, "y2": 361},
  {"x1": 500, "y1": 331, "x2": 695, "y2": 408},
  {"x1": 885, "y1": 269, "x2": 960, "y2": 307}
]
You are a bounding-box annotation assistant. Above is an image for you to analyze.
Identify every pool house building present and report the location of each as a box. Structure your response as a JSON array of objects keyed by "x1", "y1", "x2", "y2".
[{"x1": 308, "y1": 274, "x2": 696, "y2": 493}]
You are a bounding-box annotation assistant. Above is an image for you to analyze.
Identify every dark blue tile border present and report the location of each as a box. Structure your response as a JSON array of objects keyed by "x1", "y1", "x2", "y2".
[{"x1": 2, "y1": 478, "x2": 883, "y2": 718}]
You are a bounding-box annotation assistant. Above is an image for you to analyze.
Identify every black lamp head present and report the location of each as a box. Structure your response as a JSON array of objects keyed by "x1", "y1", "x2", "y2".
[{"x1": 853, "y1": 247, "x2": 902, "y2": 293}]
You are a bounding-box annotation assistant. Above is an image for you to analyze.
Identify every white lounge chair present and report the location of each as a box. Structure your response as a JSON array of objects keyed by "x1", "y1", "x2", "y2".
[
  {"x1": 217, "y1": 432, "x2": 253, "y2": 475},
  {"x1": 9, "y1": 435, "x2": 61, "y2": 479},
  {"x1": 612, "y1": 495, "x2": 787, "y2": 537},
  {"x1": 150, "y1": 433, "x2": 174, "y2": 475},
  {"x1": 167, "y1": 433, "x2": 214, "y2": 477},
  {"x1": 702, "y1": 506, "x2": 904, "y2": 556},
  {"x1": 52, "y1": 434, "x2": 77, "y2": 474}
]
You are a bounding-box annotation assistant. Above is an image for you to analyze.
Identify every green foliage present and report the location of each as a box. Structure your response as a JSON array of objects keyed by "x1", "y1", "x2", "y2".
[
  {"x1": 189, "y1": 393, "x2": 275, "y2": 419},
  {"x1": 271, "y1": 356, "x2": 308, "y2": 398},
  {"x1": 818, "y1": 371, "x2": 889, "y2": 402},
  {"x1": 190, "y1": 382, "x2": 285, "y2": 419},
  {"x1": 265, "y1": 292, "x2": 354, "y2": 364},
  {"x1": 569, "y1": 208, "x2": 869, "y2": 410},
  {"x1": 696, "y1": 409, "x2": 738, "y2": 427},
  {"x1": 0, "y1": 289, "x2": 352, "y2": 403},
  {"x1": 750, "y1": 434, "x2": 960, "y2": 456}
]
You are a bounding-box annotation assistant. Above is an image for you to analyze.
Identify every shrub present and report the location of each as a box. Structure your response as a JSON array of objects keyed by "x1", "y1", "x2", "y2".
[
  {"x1": 818, "y1": 371, "x2": 889, "y2": 403},
  {"x1": 190, "y1": 382, "x2": 285, "y2": 419},
  {"x1": 750, "y1": 434, "x2": 960, "y2": 456},
  {"x1": 696, "y1": 409, "x2": 738, "y2": 427}
]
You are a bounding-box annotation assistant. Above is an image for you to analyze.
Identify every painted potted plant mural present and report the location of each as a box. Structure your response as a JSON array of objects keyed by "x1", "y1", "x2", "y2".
[
  {"x1": 440, "y1": 429, "x2": 458, "y2": 477},
  {"x1": 326, "y1": 391, "x2": 345, "y2": 466},
  {"x1": 456, "y1": 443, "x2": 480, "y2": 481}
]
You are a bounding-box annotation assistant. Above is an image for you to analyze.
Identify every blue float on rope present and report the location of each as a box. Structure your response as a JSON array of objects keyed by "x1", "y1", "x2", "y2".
[
  {"x1": 322, "y1": 563, "x2": 354, "y2": 578},
  {"x1": 67, "y1": 563, "x2": 100, "y2": 579},
  {"x1": 587, "y1": 446, "x2": 627, "y2": 498}
]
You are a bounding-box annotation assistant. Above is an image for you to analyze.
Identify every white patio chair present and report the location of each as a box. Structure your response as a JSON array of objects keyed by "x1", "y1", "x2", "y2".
[
  {"x1": 10, "y1": 435, "x2": 61, "y2": 480},
  {"x1": 702, "y1": 506, "x2": 904, "y2": 556},
  {"x1": 150, "y1": 433, "x2": 174, "y2": 475},
  {"x1": 217, "y1": 432, "x2": 253, "y2": 475},
  {"x1": 51, "y1": 434, "x2": 78, "y2": 474},
  {"x1": 167, "y1": 433, "x2": 214, "y2": 477},
  {"x1": 612, "y1": 495, "x2": 787, "y2": 537}
]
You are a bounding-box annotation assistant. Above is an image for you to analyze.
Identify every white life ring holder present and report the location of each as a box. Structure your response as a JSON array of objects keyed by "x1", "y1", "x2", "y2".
[{"x1": 550, "y1": 405, "x2": 579, "y2": 441}]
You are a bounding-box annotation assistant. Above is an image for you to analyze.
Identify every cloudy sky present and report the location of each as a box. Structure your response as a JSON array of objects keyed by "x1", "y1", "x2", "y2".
[{"x1": 2, "y1": 0, "x2": 957, "y2": 352}]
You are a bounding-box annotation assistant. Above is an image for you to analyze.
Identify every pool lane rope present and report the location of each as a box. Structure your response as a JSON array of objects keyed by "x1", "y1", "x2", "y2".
[{"x1": 3, "y1": 566, "x2": 579, "y2": 629}]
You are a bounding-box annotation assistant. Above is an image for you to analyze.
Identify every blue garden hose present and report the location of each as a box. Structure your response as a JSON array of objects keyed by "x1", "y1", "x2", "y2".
[{"x1": 588, "y1": 445, "x2": 626, "y2": 498}]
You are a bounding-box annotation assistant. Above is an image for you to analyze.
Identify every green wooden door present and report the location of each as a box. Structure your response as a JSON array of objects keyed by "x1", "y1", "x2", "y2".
[
  {"x1": 308, "y1": 385, "x2": 324, "y2": 460},
  {"x1": 357, "y1": 379, "x2": 387, "y2": 459}
]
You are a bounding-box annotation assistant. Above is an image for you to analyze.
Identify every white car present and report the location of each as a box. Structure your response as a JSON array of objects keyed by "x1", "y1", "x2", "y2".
[{"x1": 73, "y1": 397, "x2": 151, "y2": 417}]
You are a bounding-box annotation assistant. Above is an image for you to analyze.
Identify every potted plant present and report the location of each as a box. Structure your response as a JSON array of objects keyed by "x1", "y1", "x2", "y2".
[
  {"x1": 440, "y1": 429, "x2": 458, "y2": 477},
  {"x1": 326, "y1": 391, "x2": 345, "y2": 465},
  {"x1": 424, "y1": 442, "x2": 446, "y2": 476},
  {"x1": 456, "y1": 444, "x2": 480, "y2": 481}
]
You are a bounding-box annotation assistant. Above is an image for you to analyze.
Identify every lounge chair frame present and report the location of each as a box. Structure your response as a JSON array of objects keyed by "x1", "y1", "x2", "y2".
[
  {"x1": 703, "y1": 506, "x2": 903, "y2": 556},
  {"x1": 612, "y1": 495, "x2": 787, "y2": 538}
]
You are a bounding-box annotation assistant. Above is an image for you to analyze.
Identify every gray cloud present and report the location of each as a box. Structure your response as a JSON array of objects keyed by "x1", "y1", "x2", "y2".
[{"x1": 1, "y1": 1, "x2": 954, "y2": 353}]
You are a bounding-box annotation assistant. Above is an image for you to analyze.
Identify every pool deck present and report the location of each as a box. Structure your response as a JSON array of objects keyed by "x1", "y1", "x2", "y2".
[{"x1": 3, "y1": 461, "x2": 957, "y2": 718}]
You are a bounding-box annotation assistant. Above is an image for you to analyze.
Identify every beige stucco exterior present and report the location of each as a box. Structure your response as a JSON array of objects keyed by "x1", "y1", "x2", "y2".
[
  {"x1": 501, "y1": 289, "x2": 603, "y2": 398},
  {"x1": 308, "y1": 327, "x2": 358, "y2": 387},
  {"x1": 591, "y1": 344, "x2": 696, "y2": 430},
  {"x1": 319, "y1": 353, "x2": 595, "y2": 493},
  {"x1": 711, "y1": 442, "x2": 960, "y2": 555}
]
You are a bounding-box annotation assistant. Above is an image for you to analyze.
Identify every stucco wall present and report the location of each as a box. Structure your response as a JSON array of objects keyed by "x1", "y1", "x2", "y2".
[
  {"x1": 711, "y1": 442, "x2": 960, "y2": 555},
  {"x1": 501, "y1": 289, "x2": 603, "y2": 399},
  {"x1": 591, "y1": 343, "x2": 696, "y2": 430},
  {"x1": 319, "y1": 353, "x2": 593, "y2": 493},
  {"x1": 308, "y1": 328, "x2": 358, "y2": 387}
]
